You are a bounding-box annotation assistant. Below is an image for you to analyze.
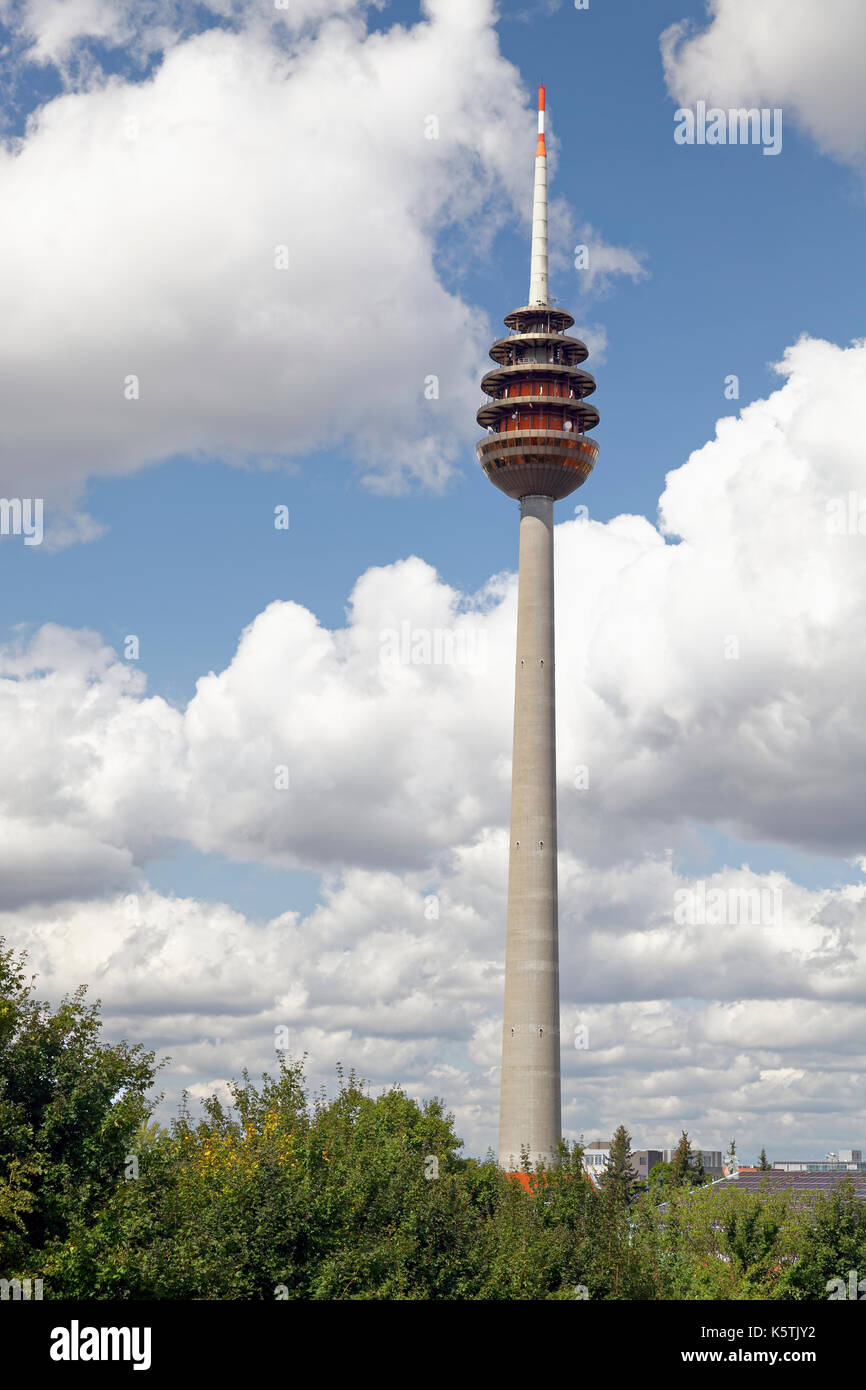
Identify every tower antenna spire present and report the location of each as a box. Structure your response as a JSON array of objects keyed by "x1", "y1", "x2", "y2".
[{"x1": 529, "y1": 84, "x2": 549, "y2": 306}]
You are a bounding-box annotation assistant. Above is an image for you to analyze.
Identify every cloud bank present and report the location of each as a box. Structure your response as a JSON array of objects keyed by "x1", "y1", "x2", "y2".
[{"x1": 3, "y1": 329, "x2": 866, "y2": 1153}]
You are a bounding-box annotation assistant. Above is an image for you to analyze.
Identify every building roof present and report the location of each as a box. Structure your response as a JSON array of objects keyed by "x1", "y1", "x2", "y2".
[
  {"x1": 714, "y1": 1171, "x2": 866, "y2": 1199},
  {"x1": 656, "y1": 1168, "x2": 866, "y2": 1214}
]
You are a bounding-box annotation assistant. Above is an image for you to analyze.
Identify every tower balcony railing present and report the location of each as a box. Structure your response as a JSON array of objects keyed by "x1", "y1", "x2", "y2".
[
  {"x1": 477, "y1": 428, "x2": 599, "y2": 456},
  {"x1": 477, "y1": 398, "x2": 600, "y2": 434},
  {"x1": 482, "y1": 385, "x2": 584, "y2": 402}
]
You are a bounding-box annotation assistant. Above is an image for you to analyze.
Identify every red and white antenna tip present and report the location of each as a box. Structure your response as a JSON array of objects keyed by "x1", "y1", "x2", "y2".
[{"x1": 536, "y1": 85, "x2": 546, "y2": 156}]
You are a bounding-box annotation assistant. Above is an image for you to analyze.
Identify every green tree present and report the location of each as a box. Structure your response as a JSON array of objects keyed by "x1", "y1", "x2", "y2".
[
  {"x1": 721, "y1": 1202, "x2": 781, "y2": 1295},
  {"x1": 647, "y1": 1159, "x2": 671, "y2": 1198},
  {"x1": 0, "y1": 937, "x2": 162, "y2": 1271},
  {"x1": 670, "y1": 1132, "x2": 692, "y2": 1186},
  {"x1": 669, "y1": 1132, "x2": 708, "y2": 1189},
  {"x1": 776, "y1": 1181, "x2": 866, "y2": 1300},
  {"x1": 635, "y1": 1186, "x2": 790, "y2": 1300},
  {"x1": 12, "y1": 938, "x2": 862, "y2": 1303},
  {"x1": 594, "y1": 1126, "x2": 644, "y2": 1297},
  {"x1": 45, "y1": 1059, "x2": 490, "y2": 1300},
  {"x1": 597, "y1": 1125, "x2": 639, "y2": 1207},
  {"x1": 758, "y1": 1147, "x2": 771, "y2": 1170}
]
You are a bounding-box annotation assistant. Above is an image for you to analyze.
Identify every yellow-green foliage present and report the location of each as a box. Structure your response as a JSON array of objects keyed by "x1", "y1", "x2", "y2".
[{"x1": 6, "y1": 939, "x2": 866, "y2": 1301}]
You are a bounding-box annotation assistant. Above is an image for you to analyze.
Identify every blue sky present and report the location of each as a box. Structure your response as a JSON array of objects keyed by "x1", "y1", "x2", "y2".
[
  {"x1": 5, "y1": 0, "x2": 863, "y2": 913},
  {"x1": 2, "y1": 0, "x2": 866, "y2": 1157},
  {"x1": 6, "y1": 1, "x2": 864, "y2": 693}
]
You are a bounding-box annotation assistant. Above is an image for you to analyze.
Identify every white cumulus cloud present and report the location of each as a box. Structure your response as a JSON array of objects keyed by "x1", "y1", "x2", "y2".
[{"x1": 661, "y1": 0, "x2": 866, "y2": 169}]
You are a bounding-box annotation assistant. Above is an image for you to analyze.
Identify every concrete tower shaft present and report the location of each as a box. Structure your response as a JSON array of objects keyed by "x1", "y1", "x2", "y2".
[
  {"x1": 476, "y1": 85, "x2": 600, "y2": 1171},
  {"x1": 498, "y1": 494, "x2": 561, "y2": 1170}
]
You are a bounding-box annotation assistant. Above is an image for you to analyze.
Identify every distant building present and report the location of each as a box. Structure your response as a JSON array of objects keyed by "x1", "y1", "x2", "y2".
[
  {"x1": 631, "y1": 1148, "x2": 665, "y2": 1180},
  {"x1": 661, "y1": 1147, "x2": 723, "y2": 1179},
  {"x1": 773, "y1": 1148, "x2": 865, "y2": 1173},
  {"x1": 583, "y1": 1141, "x2": 611, "y2": 1173},
  {"x1": 582, "y1": 1141, "x2": 723, "y2": 1180}
]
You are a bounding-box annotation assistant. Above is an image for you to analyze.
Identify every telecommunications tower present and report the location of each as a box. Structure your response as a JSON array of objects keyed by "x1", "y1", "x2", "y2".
[{"x1": 476, "y1": 86, "x2": 600, "y2": 1169}]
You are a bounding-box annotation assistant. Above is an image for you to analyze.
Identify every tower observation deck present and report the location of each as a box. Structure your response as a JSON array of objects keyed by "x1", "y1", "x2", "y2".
[
  {"x1": 479, "y1": 86, "x2": 599, "y2": 1172},
  {"x1": 476, "y1": 89, "x2": 599, "y2": 502},
  {"x1": 476, "y1": 305, "x2": 599, "y2": 500}
]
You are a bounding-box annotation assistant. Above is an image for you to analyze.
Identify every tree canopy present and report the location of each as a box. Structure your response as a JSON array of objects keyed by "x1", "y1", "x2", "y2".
[{"x1": 3, "y1": 939, "x2": 863, "y2": 1301}]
